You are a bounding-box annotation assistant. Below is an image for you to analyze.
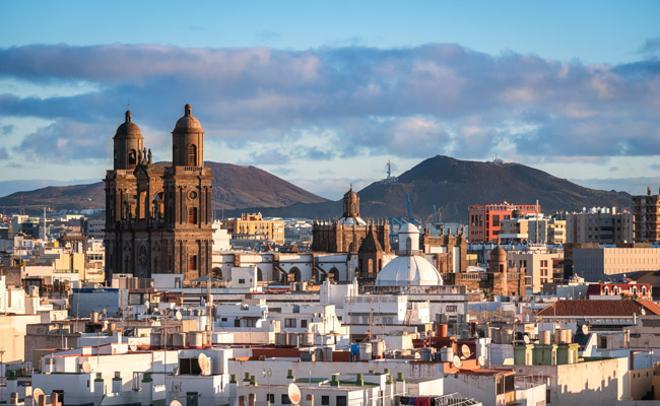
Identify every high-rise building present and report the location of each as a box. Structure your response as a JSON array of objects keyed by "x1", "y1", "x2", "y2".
[
  {"x1": 104, "y1": 105, "x2": 213, "y2": 284},
  {"x1": 561, "y1": 207, "x2": 632, "y2": 244},
  {"x1": 499, "y1": 215, "x2": 566, "y2": 245},
  {"x1": 633, "y1": 187, "x2": 660, "y2": 243},
  {"x1": 467, "y1": 202, "x2": 541, "y2": 243}
]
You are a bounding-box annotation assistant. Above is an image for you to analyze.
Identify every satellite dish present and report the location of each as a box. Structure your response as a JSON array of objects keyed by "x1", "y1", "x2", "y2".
[
  {"x1": 175, "y1": 311, "x2": 183, "y2": 321},
  {"x1": 288, "y1": 383, "x2": 302, "y2": 405},
  {"x1": 523, "y1": 335, "x2": 530, "y2": 344},
  {"x1": 477, "y1": 355, "x2": 486, "y2": 367},
  {"x1": 170, "y1": 401, "x2": 183, "y2": 406},
  {"x1": 32, "y1": 388, "x2": 45, "y2": 402},
  {"x1": 198, "y1": 353, "x2": 212, "y2": 376},
  {"x1": 129, "y1": 344, "x2": 138, "y2": 352},
  {"x1": 81, "y1": 361, "x2": 92, "y2": 373},
  {"x1": 452, "y1": 355, "x2": 462, "y2": 369},
  {"x1": 144, "y1": 300, "x2": 150, "y2": 307},
  {"x1": 461, "y1": 344, "x2": 471, "y2": 359},
  {"x1": 581, "y1": 324, "x2": 590, "y2": 335}
]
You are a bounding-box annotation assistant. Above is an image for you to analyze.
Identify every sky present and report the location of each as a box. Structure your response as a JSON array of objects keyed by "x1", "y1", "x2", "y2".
[{"x1": 0, "y1": 1, "x2": 659, "y2": 199}]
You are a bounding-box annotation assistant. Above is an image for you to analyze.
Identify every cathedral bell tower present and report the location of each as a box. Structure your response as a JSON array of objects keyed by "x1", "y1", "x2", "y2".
[
  {"x1": 342, "y1": 187, "x2": 360, "y2": 218},
  {"x1": 164, "y1": 104, "x2": 213, "y2": 283},
  {"x1": 173, "y1": 103, "x2": 204, "y2": 167},
  {"x1": 113, "y1": 110, "x2": 144, "y2": 169}
]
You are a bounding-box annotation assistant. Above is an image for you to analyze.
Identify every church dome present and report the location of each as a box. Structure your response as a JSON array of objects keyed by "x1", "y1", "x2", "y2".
[
  {"x1": 399, "y1": 222, "x2": 419, "y2": 234},
  {"x1": 338, "y1": 216, "x2": 367, "y2": 226},
  {"x1": 376, "y1": 256, "x2": 443, "y2": 286},
  {"x1": 491, "y1": 246, "x2": 506, "y2": 261},
  {"x1": 174, "y1": 103, "x2": 203, "y2": 132},
  {"x1": 114, "y1": 110, "x2": 143, "y2": 139},
  {"x1": 376, "y1": 221, "x2": 443, "y2": 287}
]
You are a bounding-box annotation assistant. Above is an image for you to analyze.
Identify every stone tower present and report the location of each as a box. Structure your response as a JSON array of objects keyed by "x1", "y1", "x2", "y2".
[
  {"x1": 164, "y1": 104, "x2": 214, "y2": 282},
  {"x1": 104, "y1": 104, "x2": 213, "y2": 285},
  {"x1": 342, "y1": 188, "x2": 360, "y2": 218},
  {"x1": 113, "y1": 110, "x2": 144, "y2": 170}
]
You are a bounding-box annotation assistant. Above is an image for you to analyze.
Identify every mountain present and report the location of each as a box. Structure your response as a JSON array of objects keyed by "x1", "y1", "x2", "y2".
[
  {"x1": 0, "y1": 162, "x2": 327, "y2": 214},
  {"x1": 238, "y1": 155, "x2": 633, "y2": 222},
  {"x1": 0, "y1": 156, "x2": 634, "y2": 222}
]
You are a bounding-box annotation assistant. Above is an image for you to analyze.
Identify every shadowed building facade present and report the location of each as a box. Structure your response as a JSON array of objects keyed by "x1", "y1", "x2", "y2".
[
  {"x1": 311, "y1": 188, "x2": 391, "y2": 280},
  {"x1": 104, "y1": 105, "x2": 213, "y2": 284},
  {"x1": 311, "y1": 188, "x2": 390, "y2": 255}
]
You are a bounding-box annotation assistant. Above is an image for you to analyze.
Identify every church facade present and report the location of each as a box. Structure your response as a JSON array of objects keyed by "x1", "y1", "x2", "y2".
[
  {"x1": 104, "y1": 105, "x2": 213, "y2": 284},
  {"x1": 311, "y1": 188, "x2": 391, "y2": 280}
]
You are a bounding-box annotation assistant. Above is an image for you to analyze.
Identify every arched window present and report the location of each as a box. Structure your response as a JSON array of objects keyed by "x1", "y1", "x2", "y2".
[
  {"x1": 287, "y1": 266, "x2": 301, "y2": 283},
  {"x1": 406, "y1": 237, "x2": 412, "y2": 252},
  {"x1": 128, "y1": 149, "x2": 137, "y2": 165},
  {"x1": 212, "y1": 267, "x2": 223, "y2": 280},
  {"x1": 187, "y1": 144, "x2": 197, "y2": 165},
  {"x1": 642, "y1": 286, "x2": 648, "y2": 296},
  {"x1": 604, "y1": 287, "x2": 610, "y2": 295},
  {"x1": 328, "y1": 267, "x2": 339, "y2": 282}
]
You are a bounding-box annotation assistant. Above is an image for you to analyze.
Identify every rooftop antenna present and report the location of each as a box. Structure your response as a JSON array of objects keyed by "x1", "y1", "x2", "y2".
[
  {"x1": 386, "y1": 160, "x2": 392, "y2": 180},
  {"x1": 42, "y1": 206, "x2": 48, "y2": 240}
]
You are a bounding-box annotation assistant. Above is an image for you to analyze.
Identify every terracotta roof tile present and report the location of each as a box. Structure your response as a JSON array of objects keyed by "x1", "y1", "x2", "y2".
[{"x1": 537, "y1": 299, "x2": 660, "y2": 317}]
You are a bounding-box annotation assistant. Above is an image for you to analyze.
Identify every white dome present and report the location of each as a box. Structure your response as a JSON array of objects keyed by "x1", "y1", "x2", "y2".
[
  {"x1": 399, "y1": 223, "x2": 419, "y2": 233},
  {"x1": 338, "y1": 216, "x2": 367, "y2": 226},
  {"x1": 376, "y1": 255, "x2": 443, "y2": 287}
]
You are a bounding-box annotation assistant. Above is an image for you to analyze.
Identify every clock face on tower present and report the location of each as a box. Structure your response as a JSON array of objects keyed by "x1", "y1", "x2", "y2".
[{"x1": 188, "y1": 190, "x2": 198, "y2": 200}]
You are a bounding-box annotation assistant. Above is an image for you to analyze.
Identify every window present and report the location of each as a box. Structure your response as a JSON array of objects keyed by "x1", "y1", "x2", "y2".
[
  {"x1": 187, "y1": 144, "x2": 197, "y2": 165},
  {"x1": 336, "y1": 395, "x2": 347, "y2": 406},
  {"x1": 285, "y1": 318, "x2": 297, "y2": 328},
  {"x1": 179, "y1": 359, "x2": 201, "y2": 375},
  {"x1": 266, "y1": 394, "x2": 275, "y2": 403},
  {"x1": 321, "y1": 396, "x2": 330, "y2": 405},
  {"x1": 446, "y1": 305, "x2": 457, "y2": 312},
  {"x1": 238, "y1": 278, "x2": 246, "y2": 284},
  {"x1": 188, "y1": 255, "x2": 198, "y2": 272},
  {"x1": 301, "y1": 319, "x2": 308, "y2": 328},
  {"x1": 188, "y1": 207, "x2": 198, "y2": 224},
  {"x1": 186, "y1": 392, "x2": 199, "y2": 406},
  {"x1": 282, "y1": 394, "x2": 291, "y2": 404}
]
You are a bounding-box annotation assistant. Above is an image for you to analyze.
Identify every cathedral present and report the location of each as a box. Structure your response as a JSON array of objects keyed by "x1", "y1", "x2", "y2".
[
  {"x1": 311, "y1": 188, "x2": 390, "y2": 279},
  {"x1": 104, "y1": 104, "x2": 213, "y2": 284}
]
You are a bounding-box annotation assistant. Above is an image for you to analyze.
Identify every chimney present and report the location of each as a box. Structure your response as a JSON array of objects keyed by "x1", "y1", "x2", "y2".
[
  {"x1": 112, "y1": 371, "x2": 122, "y2": 393},
  {"x1": 94, "y1": 373, "x2": 105, "y2": 399}
]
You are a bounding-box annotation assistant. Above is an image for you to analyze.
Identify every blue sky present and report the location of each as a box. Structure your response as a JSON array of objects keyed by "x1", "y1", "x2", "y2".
[{"x1": 1, "y1": 1, "x2": 659, "y2": 199}]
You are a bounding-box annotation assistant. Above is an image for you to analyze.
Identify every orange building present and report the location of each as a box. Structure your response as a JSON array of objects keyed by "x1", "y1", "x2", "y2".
[{"x1": 468, "y1": 202, "x2": 541, "y2": 243}]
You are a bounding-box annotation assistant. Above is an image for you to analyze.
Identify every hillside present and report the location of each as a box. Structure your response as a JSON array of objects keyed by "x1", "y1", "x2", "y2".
[
  {"x1": 238, "y1": 155, "x2": 633, "y2": 222},
  {"x1": 0, "y1": 162, "x2": 327, "y2": 213}
]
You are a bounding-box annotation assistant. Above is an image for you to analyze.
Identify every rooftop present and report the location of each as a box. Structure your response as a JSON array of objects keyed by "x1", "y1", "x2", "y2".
[{"x1": 536, "y1": 299, "x2": 660, "y2": 317}]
